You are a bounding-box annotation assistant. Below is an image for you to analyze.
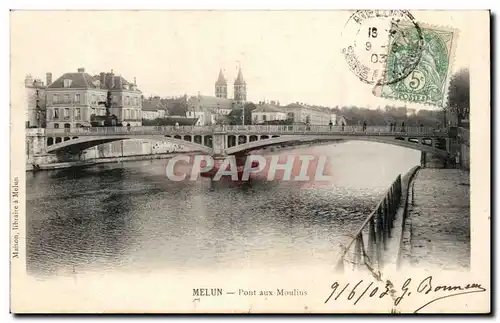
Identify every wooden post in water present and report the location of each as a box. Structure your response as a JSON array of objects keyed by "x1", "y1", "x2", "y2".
[
  {"x1": 368, "y1": 217, "x2": 376, "y2": 262},
  {"x1": 354, "y1": 234, "x2": 362, "y2": 269},
  {"x1": 383, "y1": 198, "x2": 389, "y2": 247},
  {"x1": 376, "y1": 209, "x2": 384, "y2": 269}
]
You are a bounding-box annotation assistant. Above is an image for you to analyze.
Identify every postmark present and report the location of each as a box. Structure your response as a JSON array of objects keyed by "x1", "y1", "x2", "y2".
[
  {"x1": 341, "y1": 10, "x2": 424, "y2": 85},
  {"x1": 373, "y1": 22, "x2": 459, "y2": 107}
]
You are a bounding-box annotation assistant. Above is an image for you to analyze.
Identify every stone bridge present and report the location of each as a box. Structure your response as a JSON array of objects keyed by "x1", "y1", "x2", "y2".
[{"x1": 42, "y1": 125, "x2": 451, "y2": 158}]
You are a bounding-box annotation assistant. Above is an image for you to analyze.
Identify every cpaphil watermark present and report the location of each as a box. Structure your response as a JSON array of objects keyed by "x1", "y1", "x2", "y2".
[{"x1": 166, "y1": 154, "x2": 334, "y2": 182}]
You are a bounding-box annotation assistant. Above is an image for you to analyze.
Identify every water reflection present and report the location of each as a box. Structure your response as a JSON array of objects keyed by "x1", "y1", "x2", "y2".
[{"x1": 26, "y1": 141, "x2": 420, "y2": 278}]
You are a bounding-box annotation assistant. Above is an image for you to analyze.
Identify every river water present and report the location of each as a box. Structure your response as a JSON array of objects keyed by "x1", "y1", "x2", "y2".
[{"x1": 26, "y1": 141, "x2": 420, "y2": 278}]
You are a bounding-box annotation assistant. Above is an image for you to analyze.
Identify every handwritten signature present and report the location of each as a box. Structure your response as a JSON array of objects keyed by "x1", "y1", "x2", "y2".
[{"x1": 324, "y1": 275, "x2": 486, "y2": 313}]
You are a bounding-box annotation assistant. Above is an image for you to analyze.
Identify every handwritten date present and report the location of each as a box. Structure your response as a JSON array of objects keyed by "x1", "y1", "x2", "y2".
[{"x1": 325, "y1": 276, "x2": 486, "y2": 312}]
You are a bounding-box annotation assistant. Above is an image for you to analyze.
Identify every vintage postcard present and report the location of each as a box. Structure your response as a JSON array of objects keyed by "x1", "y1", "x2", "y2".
[{"x1": 10, "y1": 10, "x2": 490, "y2": 314}]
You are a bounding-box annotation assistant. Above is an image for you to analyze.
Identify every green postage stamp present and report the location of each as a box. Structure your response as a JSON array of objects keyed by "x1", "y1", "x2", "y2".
[{"x1": 373, "y1": 23, "x2": 458, "y2": 107}]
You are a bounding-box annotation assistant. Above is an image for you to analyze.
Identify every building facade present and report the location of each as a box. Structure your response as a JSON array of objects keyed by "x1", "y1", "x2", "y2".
[
  {"x1": 142, "y1": 97, "x2": 167, "y2": 120},
  {"x1": 251, "y1": 103, "x2": 287, "y2": 124},
  {"x1": 282, "y1": 103, "x2": 334, "y2": 125},
  {"x1": 186, "y1": 94, "x2": 233, "y2": 126},
  {"x1": 24, "y1": 74, "x2": 47, "y2": 128},
  {"x1": 45, "y1": 68, "x2": 142, "y2": 128}
]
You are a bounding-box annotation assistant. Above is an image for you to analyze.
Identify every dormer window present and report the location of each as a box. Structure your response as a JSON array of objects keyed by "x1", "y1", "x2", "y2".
[{"x1": 63, "y1": 79, "x2": 72, "y2": 88}]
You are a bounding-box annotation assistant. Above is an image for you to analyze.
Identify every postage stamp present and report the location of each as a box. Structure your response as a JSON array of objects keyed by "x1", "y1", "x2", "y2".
[{"x1": 372, "y1": 22, "x2": 459, "y2": 107}]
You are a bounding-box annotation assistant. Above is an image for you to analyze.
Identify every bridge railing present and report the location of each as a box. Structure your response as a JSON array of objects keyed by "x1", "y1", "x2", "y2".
[
  {"x1": 216, "y1": 125, "x2": 444, "y2": 136},
  {"x1": 44, "y1": 125, "x2": 447, "y2": 137},
  {"x1": 45, "y1": 126, "x2": 211, "y2": 137},
  {"x1": 334, "y1": 174, "x2": 402, "y2": 273}
]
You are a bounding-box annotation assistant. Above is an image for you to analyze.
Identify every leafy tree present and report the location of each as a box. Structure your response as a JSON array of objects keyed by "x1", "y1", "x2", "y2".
[
  {"x1": 228, "y1": 103, "x2": 257, "y2": 125},
  {"x1": 445, "y1": 68, "x2": 470, "y2": 126}
]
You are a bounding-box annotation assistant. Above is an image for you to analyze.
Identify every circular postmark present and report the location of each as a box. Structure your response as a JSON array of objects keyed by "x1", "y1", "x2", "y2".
[{"x1": 341, "y1": 10, "x2": 424, "y2": 85}]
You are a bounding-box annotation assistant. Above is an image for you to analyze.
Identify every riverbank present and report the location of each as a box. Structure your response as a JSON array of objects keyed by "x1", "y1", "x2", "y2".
[
  {"x1": 401, "y1": 169, "x2": 470, "y2": 271},
  {"x1": 27, "y1": 140, "x2": 346, "y2": 172},
  {"x1": 27, "y1": 151, "x2": 205, "y2": 172}
]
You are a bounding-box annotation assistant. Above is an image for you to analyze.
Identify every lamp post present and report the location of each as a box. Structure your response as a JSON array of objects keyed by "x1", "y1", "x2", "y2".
[{"x1": 242, "y1": 103, "x2": 245, "y2": 125}]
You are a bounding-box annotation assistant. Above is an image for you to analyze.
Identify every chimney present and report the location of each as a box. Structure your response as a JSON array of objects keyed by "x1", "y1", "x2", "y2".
[
  {"x1": 77, "y1": 67, "x2": 85, "y2": 73},
  {"x1": 46, "y1": 72, "x2": 52, "y2": 86},
  {"x1": 106, "y1": 72, "x2": 115, "y2": 89},
  {"x1": 100, "y1": 72, "x2": 106, "y2": 88},
  {"x1": 117, "y1": 76, "x2": 123, "y2": 89},
  {"x1": 24, "y1": 74, "x2": 33, "y2": 87},
  {"x1": 110, "y1": 70, "x2": 115, "y2": 89}
]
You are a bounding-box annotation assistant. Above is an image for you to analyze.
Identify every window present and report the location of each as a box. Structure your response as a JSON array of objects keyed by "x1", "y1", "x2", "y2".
[
  {"x1": 263, "y1": 115, "x2": 267, "y2": 121},
  {"x1": 100, "y1": 95, "x2": 105, "y2": 102},
  {"x1": 125, "y1": 110, "x2": 130, "y2": 119},
  {"x1": 54, "y1": 108, "x2": 59, "y2": 119},
  {"x1": 54, "y1": 123, "x2": 59, "y2": 128},
  {"x1": 64, "y1": 94, "x2": 70, "y2": 103},
  {"x1": 125, "y1": 96, "x2": 130, "y2": 105},
  {"x1": 53, "y1": 94, "x2": 59, "y2": 104},
  {"x1": 64, "y1": 123, "x2": 70, "y2": 129},
  {"x1": 91, "y1": 108, "x2": 96, "y2": 116},
  {"x1": 112, "y1": 96, "x2": 117, "y2": 103},
  {"x1": 75, "y1": 108, "x2": 81, "y2": 120},
  {"x1": 75, "y1": 94, "x2": 81, "y2": 104},
  {"x1": 64, "y1": 108, "x2": 69, "y2": 119},
  {"x1": 63, "y1": 79, "x2": 72, "y2": 88},
  {"x1": 92, "y1": 94, "x2": 96, "y2": 104}
]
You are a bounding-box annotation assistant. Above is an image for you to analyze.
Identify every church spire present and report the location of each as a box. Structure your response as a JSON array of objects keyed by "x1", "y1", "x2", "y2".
[
  {"x1": 234, "y1": 68, "x2": 246, "y2": 85},
  {"x1": 215, "y1": 69, "x2": 228, "y2": 98},
  {"x1": 215, "y1": 69, "x2": 227, "y2": 85},
  {"x1": 233, "y1": 67, "x2": 247, "y2": 103}
]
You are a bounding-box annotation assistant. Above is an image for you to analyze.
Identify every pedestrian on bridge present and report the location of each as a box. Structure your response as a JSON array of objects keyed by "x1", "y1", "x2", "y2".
[
  {"x1": 341, "y1": 123, "x2": 345, "y2": 132},
  {"x1": 401, "y1": 122, "x2": 405, "y2": 132},
  {"x1": 329, "y1": 120, "x2": 333, "y2": 130},
  {"x1": 363, "y1": 121, "x2": 367, "y2": 132}
]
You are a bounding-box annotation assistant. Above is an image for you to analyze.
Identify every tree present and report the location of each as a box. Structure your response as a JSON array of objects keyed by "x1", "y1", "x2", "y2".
[
  {"x1": 228, "y1": 102, "x2": 257, "y2": 125},
  {"x1": 445, "y1": 68, "x2": 470, "y2": 126}
]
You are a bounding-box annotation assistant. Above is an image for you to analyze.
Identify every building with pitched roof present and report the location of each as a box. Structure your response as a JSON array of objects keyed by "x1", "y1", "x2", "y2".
[
  {"x1": 45, "y1": 68, "x2": 142, "y2": 129},
  {"x1": 251, "y1": 103, "x2": 287, "y2": 124},
  {"x1": 141, "y1": 97, "x2": 167, "y2": 120}
]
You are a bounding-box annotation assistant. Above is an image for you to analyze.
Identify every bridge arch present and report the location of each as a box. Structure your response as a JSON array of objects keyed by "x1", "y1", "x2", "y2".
[
  {"x1": 224, "y1": 135, "x2": 449, "y2": 157},
  {"x1": 46, "y1": 135, "x2": 213, "y2": 154}
]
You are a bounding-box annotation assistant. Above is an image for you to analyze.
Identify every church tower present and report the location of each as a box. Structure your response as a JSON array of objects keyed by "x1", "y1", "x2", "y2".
[
  {"x1": 233, "y1": 68, "x2": 247, "y2": 103},
  {"x1": 215, "y1": 69, "x2": 228, "y2": 98}
]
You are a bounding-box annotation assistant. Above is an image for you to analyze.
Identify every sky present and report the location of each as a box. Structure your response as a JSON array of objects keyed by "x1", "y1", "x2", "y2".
[{"x1": 11, "y1": 10, "x2": 474, "y2": 110}]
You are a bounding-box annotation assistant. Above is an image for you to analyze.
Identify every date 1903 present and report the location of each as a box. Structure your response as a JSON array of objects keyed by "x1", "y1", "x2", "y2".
[
  {"x1": 324, "y1": 276, "x2": 486, "y2": 312},
  {"x1": 324, "y1": 279, "x2": 407, "y2": 306}
]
